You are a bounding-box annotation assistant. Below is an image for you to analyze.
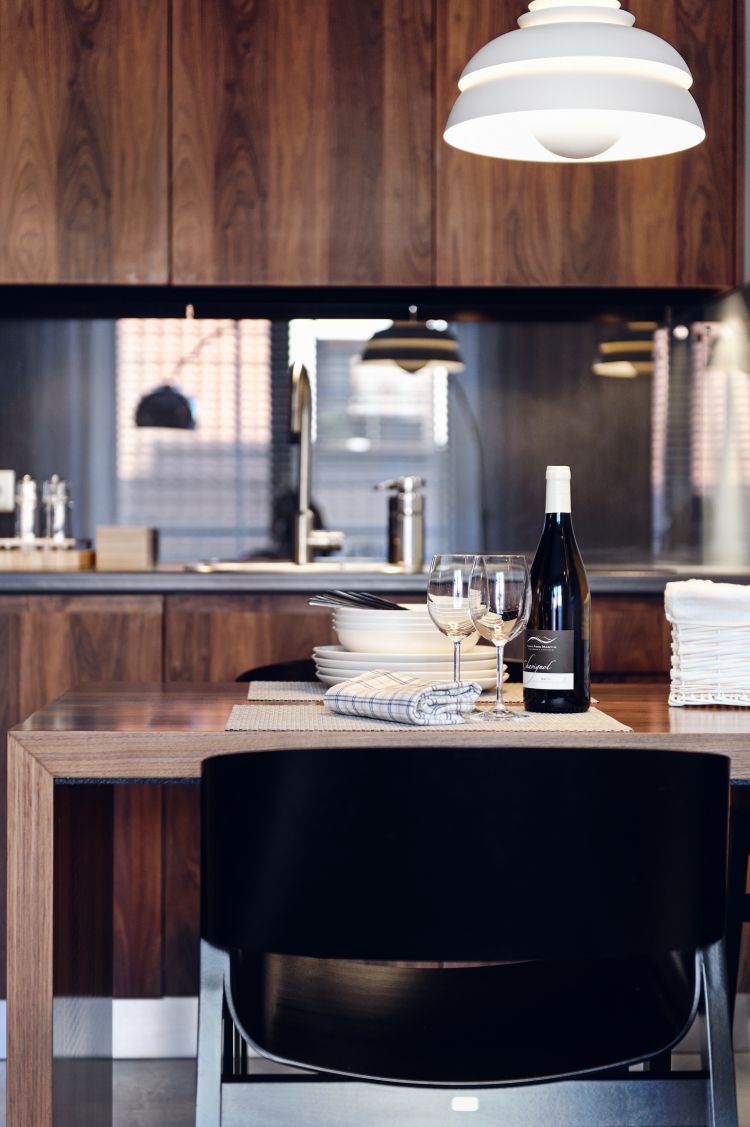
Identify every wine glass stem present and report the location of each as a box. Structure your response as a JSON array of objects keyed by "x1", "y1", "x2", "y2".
[
  {"x1": 495, "y1": 642, "x2": 506, "y2": 713},
  {"x1": 453, "y1": 639, "x2": 461, "y2": 683}
]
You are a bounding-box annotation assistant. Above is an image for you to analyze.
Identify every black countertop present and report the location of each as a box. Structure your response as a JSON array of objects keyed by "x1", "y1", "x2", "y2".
[{"x1": 1, "y1": 564, "x2": 749, "y2": 597}]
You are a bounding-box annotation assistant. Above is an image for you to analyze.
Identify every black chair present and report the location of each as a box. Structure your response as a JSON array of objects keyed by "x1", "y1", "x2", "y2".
[
  {"x1": 235, "y1": 658, "x2": 317, "y2": 683},
  {"x1": 196, "y1": 745, "x2": 737, "y2": 1127}
]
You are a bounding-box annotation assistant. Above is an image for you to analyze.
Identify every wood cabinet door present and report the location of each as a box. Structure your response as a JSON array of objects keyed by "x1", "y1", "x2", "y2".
[
  {"x1": 164, "y1": 593, "x2": 337, "y2": 681},
  {"x1": 591, "y1": 596, "x2": 672, "y2": 677},
  {"x1": 435, "y1": 0, "x2": 741, "y2": 287},
  {"x1": 0, "y1": 0, "x2": 168, "y2": 283},
  {"x1": 171, "y1": 0, "x2": 434, "y2": 285}
]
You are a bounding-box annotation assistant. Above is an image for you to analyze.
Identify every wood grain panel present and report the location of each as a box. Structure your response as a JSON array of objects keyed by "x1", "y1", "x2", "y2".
[
  {"x1": 591, "y1": 596, "x2": 671, "y2": 676},
  {"x1": 0, "y1": 0, "x2": 168, "y2": 283},
  {"x1": 54, "y1": 785, "x2": 113, "y2": 999},
  {"x1": 113, "y1": 785, "x2": 163, "y2": 998},
  {"x1": 163, "y1": 784, "x2": 201, "y2": 996},
  {"x1": 164, "y1": 594, "x2": 338, "y2": 681},
  {"x1": 172, "y1": 0, "x2": 433, "y2": 285},
  {"x1": 435, "y1": 0, "x2": 740, "y2": 287}
]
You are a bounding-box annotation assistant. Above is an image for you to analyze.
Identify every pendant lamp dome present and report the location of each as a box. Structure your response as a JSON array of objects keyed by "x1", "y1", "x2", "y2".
[
  {"x1": 360, "y1": 309, "x2": 465, "y2": 373},
  {"x1": 444, "y1": 0, "x2": 705, "y2": 163}
]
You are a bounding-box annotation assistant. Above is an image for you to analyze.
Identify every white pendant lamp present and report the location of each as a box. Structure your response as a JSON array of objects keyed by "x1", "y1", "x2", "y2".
[{"x1": 444, "y1": 0, "x2": 705, "y2": 163}]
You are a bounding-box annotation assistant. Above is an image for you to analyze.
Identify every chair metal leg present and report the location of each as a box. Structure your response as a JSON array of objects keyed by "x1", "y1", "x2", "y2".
[
  {"x1": 701, "y1": 941, "x2": 739, "y2": 1127},
  {"x1": 196, "y1": 939, "x2": 231, "y2": 1127}
]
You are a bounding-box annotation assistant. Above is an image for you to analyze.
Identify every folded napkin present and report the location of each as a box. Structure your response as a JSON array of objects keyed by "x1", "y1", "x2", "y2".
[
  {"x1": 324, "y1": 670, "x2": 483, "y2": 726},
  {"x1": 665, "y1": 579, "x2": 750, "y2": 627}
]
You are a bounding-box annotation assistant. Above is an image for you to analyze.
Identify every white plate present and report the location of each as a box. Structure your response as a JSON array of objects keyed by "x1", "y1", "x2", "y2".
[
  {"x1": 334, "y1": 627, "x2": 479, "y2": 655},
  {"x1": 316, "y1": 663, "x2": 499, "y2": 679},
  {"x1": 314, "y1": 645, "x2": 495, "y2": 665},
  {"x1": 315, "y1": 669, "x2": 501, "y2": 689}
]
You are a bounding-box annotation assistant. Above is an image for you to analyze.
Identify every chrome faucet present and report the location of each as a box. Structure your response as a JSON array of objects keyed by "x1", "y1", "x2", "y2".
[{"x1": 289, "y1": 363, "x2": 344, "y2": 564}]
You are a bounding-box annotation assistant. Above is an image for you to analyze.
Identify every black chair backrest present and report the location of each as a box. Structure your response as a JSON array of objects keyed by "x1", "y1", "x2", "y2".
[
  {"x1": 236, "y1": 659, "x2": 317, "y2": 683},
  {"x1": 201, "y1": 746, "x2": 729, "y2": 963}
]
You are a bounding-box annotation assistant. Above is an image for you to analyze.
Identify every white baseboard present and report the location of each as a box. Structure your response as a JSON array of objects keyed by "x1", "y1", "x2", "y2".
[
  {"x1": 113, "y1": 998, "x2": 198, "y2": 1059},
  {"x1": 0, "y1": 993, "x2": 747, "y2": 1061}
]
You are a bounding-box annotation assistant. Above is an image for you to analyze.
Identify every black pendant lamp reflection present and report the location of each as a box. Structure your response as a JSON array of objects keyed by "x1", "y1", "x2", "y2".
[
  {"x1": 360, "y1": 306, "x2": 465, "y2": 373},
  {"x1": 593, "y1": 321, "x2": 657, "y2": 379},
  {"x1": 135, "y1": 384, "x2": 197, "y2": 430},
  {"x1": 134, "y1": 303, "x2": 203, "y2": 431}
]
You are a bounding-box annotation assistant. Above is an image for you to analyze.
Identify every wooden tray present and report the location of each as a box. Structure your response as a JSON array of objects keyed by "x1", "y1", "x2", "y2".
[{"x1": 0, "y1": 548, "x2": 95, "y2": 571}]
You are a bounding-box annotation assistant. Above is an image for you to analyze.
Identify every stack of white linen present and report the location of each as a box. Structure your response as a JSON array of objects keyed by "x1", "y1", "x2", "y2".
[{"x1": 665, "y1": 579, "x2": 750, "y2": 706}]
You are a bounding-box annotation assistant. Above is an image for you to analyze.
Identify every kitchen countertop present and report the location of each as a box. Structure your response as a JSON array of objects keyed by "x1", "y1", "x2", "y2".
[{"x1": 1, "y1": 563, "x2": 750, "y2": 596}]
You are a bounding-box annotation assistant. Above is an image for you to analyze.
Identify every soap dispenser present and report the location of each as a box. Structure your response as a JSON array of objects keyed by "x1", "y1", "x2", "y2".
[{"x1": 374, "y1": 477, "x2": 425, "y2": 572}]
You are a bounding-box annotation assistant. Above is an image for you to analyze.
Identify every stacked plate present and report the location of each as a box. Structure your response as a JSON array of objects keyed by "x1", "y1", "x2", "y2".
[
  {"x1": 332, "y1": 604, "x2": 479, "y2": 655},
  {"x1": 313, "y1": 604, "x2": 503, "y2": 688}
]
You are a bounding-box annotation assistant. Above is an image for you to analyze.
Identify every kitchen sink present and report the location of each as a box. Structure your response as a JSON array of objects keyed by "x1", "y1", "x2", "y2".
[{"x1": 185, "y1": 559, "x2": 420, "y2": 575}]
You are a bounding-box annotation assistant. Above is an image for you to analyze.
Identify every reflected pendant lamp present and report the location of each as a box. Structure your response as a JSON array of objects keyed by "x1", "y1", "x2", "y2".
[
  {"x1": 360, "y1": 318, "x2": 465, "y2": 373},
  {"x1": 444, "y1": 0, "x2": 705, "y2": 163},
  {"x1": 135, "y1": 385, "x2": 197, "y2": 429},
  {"x1": 593, "y1": 322, "x2": 657, "y2": 378}
]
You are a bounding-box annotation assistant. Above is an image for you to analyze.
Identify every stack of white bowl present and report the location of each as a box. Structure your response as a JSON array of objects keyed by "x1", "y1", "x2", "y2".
[{"x1": 313, "y1": 603, "x2": 503, "y2": 688}]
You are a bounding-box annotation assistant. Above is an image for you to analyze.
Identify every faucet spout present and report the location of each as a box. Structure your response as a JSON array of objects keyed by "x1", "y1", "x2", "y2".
[
  {"x1": 290, "y1": 362, "x2": 312, "y2": 517},
  {"x1": 289, "y1": 362, "x2": 344, "y2": 564}
]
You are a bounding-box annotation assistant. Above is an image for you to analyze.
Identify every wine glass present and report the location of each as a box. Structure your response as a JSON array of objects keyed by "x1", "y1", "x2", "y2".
[
  {"x1": 427, "y1": 555, "x2": 478, "y2": 683},
  {"x1": 469, "y1": 555, "x2": 531, "y2": 721}
]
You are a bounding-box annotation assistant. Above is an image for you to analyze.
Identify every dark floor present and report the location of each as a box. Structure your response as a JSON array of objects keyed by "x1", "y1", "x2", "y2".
[{"x1": 1, "y1": 1056, "x2": 749, "y2": 1125}]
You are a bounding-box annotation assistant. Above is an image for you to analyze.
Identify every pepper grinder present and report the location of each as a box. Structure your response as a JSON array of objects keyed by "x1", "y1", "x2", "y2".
[
  {"x1": 42, "y1": 475, "x2": 72, "y2": 543},
  {"x1": 15, "y1": 474, "x2": 38, "y2": 543},
  {"x1": 374, "y1": 477, "x2": 425, "y2": 572}
]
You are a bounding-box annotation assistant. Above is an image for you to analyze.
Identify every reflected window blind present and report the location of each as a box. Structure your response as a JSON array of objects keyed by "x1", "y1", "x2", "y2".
[{"x1": 116, "y1": 319, "x2": 272, "y2": 562}]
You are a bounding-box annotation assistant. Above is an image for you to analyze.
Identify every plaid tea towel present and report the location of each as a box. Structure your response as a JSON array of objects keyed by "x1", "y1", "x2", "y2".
[{"x1": 324, "y1": 670, "x2": 483, "y2": 726}]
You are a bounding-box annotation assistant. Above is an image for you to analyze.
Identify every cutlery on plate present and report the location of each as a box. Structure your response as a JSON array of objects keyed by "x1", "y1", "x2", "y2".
[{"x1": 309, "y1": 590, "x2": 404, "y2": 611}]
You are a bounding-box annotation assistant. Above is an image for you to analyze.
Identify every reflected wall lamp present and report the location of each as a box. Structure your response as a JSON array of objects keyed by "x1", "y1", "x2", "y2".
[
  {"x1": 444, "y1": 0, "x2": 704, "y2": 163},
  {"x1": 134, "y1": 308, "x2": 218, "y2": 430},
  {"x1": 135, "y1": 384, "x2": 198, "y2": 429},
  {"x1": 359, "y1": 307, "x2": 466, "y2": 373}
]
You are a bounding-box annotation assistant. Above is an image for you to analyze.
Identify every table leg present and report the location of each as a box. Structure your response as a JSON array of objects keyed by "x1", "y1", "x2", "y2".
[
  {"x1": 7, "y1": 734, "x2": 55, "y2": 1127},
  {"x1": 7, "y1": 740, "x2": 114, "y2": 1127}
]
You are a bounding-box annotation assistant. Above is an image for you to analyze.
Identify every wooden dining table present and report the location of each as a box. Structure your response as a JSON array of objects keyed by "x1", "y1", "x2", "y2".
[{"x1": 8, "y1": 679, "x2": 750, "y2": 1127}]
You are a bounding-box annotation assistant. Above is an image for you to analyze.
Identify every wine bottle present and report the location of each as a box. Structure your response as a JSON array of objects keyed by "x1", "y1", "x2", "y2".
[{"x1": 523, "y1": 465, "x2": 590, "y2": 713}]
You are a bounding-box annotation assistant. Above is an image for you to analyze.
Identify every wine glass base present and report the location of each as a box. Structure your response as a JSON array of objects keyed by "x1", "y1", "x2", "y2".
[{"x1": 473, "y1": 707, "x2": 529, "y2": 723}]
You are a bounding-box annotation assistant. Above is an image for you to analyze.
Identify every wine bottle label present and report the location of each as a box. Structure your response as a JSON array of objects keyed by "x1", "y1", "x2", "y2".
[{"x1": 523, "y1": 630, "x2": 575, "y2": 689}]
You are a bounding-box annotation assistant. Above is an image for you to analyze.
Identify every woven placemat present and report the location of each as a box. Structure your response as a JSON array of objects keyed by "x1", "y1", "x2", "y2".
[
  {"x1": 247, "y1": 679, "x2": 524, "y2": 704},
  {"x1": 227, "y1": 702, "x2": 630, "y2": 733}
]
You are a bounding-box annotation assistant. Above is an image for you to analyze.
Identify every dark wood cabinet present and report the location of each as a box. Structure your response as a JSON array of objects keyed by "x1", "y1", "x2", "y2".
[
  {"x1": 435, "y1": 0, "x2": 742, "y2": 287},
  {"x1": 0, "y1": 0, "x2": 741, "y2": 288},
  {"x1": 0, "y1": 0, "x2": 168, "y2": 283},
  {"x1": 164, "y1": 593, "x2": 337, "y2": 681},
  {"x1": 171, "y1": 0, "x2": 434, "y2": 285},
  {"x1": 591, "y1": 597, "x2": 671, "y2": 677}
]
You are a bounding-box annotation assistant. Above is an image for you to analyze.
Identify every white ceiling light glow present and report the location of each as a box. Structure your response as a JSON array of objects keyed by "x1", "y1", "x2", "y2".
[{"x1": 444, "y1": 0, "x2": 705, "y2": 163}]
